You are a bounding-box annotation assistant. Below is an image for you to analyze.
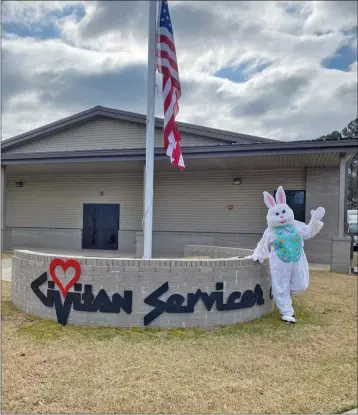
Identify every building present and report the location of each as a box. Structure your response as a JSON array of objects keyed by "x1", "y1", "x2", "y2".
[{"x1": 1, "y1": 106, "x2": 357, "y2": 272}]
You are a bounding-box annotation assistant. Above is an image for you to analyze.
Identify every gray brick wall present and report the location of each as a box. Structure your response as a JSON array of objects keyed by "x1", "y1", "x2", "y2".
[
  {"x1": 8, "y1": 228, "x2": 137, "y2": 254},
  {"x1": 151, "y1": 231, "x2": 261, "y2": 257},
  {"x1": 305, "y1": 167, "x2": 340, "y2": 264},
  {"x1": 11, "y1": 250, "x2": 273, "y2": 328},
  {"x1": 184, "y1": 245, "x2": 253, "y2": 258},
  {"x1": 331, "y1": 237, "x2": 351, "y2": 273}
]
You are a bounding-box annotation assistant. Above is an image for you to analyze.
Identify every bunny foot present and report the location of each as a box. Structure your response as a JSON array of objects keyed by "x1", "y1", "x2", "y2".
[{"x1": 281, "y1": 315, "x2": 296, "y2": 324}]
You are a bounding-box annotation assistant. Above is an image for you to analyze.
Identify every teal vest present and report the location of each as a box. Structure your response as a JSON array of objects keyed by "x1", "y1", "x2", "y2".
[{"x1": 274, "y1": 225, "x2": 302, "y2": 263}]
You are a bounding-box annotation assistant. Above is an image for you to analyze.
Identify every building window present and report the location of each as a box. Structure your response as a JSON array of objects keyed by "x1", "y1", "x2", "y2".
[{"x1": 274, "y1": 190, "x2": 306, "y2": 222}]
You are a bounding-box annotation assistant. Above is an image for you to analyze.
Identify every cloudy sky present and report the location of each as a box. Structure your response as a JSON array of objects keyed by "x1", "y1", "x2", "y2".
[{"x1": 2, "y1": 0, "x2": 357, "y2": 142}]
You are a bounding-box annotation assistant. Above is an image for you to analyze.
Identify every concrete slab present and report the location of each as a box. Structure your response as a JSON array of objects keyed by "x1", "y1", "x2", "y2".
[
  {"x1": 309, "y1": 263, "x2": 331, "y2": 271},
  {"x1": 1, "y1": 258, "x2": 12, "y2": 282}
]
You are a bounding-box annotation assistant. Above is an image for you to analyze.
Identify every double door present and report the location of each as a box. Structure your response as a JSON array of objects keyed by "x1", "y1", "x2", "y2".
[{"x1": 82, "y1": 203, "x2": 120, "y2": 250}]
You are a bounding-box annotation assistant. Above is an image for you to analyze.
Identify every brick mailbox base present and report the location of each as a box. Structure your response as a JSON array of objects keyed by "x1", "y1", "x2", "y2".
[{"x1": 11, "y1": 249, "x2": 274, "y2": 328}]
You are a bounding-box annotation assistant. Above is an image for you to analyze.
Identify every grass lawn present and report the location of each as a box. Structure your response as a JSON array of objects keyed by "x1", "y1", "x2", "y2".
[
  {"x1": 1, "y1": 271, "x2": 357, "y2": 414},
  {"x1": 1, "y1": 252, "x2": 13, "y2": 260},
  {"x1": 354, "y1": 252, "x2": 358, "y2": 267}
]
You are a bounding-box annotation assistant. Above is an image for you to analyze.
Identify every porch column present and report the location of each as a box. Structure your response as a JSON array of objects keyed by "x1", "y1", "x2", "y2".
[
  {"x1": 1, "y1": 166, "x2": 6, "y2": 252},
  {"x1": 136, "y1": 164, "x2": 146, "y2": 258},
  {"x1": 332, "y1": 153, "x2": 356, "y2": 273},
  {"x1": 338, "y1": 153, "x2": 355, "y2": 237}
]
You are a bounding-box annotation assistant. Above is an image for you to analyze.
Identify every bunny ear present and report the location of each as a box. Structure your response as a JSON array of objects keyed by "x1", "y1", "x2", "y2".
[
  {"x1": 275, "y1": 186, "x2": 286, "y2": 204},
  {"x1": 263, "y1": 191, "x2": 276, "y2": 209}
]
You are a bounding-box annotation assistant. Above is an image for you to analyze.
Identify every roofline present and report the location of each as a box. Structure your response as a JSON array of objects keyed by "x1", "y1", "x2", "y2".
[
  {"x1": 1, "y1": 105, "x2": 277, "y2": 151},
  {"x1": 2, "y1": 140, "x2": 357, "y2": 165}
]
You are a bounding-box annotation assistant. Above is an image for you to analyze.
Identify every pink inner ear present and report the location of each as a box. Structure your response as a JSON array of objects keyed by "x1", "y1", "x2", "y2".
[
  {"x1": 278, "y1": 191, "x2": 285, "y2": 204},
  {"x1": 265, "y1": 193, "x2": 276, "y2": 208}
]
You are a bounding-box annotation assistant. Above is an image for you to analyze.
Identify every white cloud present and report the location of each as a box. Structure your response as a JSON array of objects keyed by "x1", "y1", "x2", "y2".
[
  {"x1": 2, "y1": 1, "x2": 86, "y2": 25},
  {"x1": 1, "y1": 0, "x2": 357, "y2": 142}
]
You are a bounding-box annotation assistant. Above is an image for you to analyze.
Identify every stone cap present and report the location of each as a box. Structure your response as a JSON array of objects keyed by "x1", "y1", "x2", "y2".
[{"x1": 13, "y1": 249, "x2": 269, "y2": 268}]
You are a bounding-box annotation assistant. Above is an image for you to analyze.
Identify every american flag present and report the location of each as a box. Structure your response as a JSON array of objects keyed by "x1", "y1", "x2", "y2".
[{"x1": 156, "y1": 0, "x2": 185, "y2": 170}]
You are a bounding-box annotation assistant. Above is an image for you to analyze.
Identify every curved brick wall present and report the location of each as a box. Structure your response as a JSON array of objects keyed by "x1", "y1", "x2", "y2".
[
  {"x1": 184, "y1": 245, "x2": 254, "y2": 258},
  {"x1": 11, "y1": 250, "x2": 273, "y2": 328}
]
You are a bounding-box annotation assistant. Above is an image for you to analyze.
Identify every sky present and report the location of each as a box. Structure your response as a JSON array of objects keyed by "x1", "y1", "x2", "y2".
[{"x1": 1, "y1": 0, "x2": 357, "y2": 142}]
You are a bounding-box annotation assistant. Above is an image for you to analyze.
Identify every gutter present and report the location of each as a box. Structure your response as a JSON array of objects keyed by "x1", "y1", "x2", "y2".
[{"x1": 1, "y1": 140, "x2": 357, "y2": 165}]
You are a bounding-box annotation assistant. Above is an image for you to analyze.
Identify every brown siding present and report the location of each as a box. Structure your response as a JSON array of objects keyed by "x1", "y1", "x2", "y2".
[
  {"x1": 6, "y1": 118, "x2": 227, "y2": 154},
  {"x1": 5, "y1": 171, "x2": 143, "y2": 231},
  {"x1": 153, "y1": 168, "x2": 306, "y2": 233}
]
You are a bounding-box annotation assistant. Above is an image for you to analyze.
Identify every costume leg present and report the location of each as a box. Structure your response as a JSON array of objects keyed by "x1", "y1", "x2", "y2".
[
  {"x1": 290, "y1": 252, "x2": 309, "y2": 296},
  {"x1": 269, "y1": 252, "x2": 294, "y2": 317}
]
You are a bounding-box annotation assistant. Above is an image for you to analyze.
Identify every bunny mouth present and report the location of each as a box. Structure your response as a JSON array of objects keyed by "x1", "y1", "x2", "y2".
[{"x1": 280, "y1": 220, "x2": 286, "y2": 224}]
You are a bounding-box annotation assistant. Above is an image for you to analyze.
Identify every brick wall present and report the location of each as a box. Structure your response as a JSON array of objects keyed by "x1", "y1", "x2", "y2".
[
  {"x1": 184, "y1": 245, "x2": 253, "y2": 258},
  {"x1": 11, "y1": 250, "x2": 273, "y2": 328},
  {"x1": 135, "y1": 231, "x2": 261, "y2": 257},
  {"x1": 8, "y1": 229, "x2": 137, "y2": 254},
  {"x1": 305, "y1": 167, "x2": 340, "y2": 264}
]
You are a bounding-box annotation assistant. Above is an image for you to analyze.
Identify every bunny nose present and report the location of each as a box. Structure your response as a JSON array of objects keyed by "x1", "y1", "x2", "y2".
[{"x1": 280, "y1": 215, "x2": 284, "y2": 218}]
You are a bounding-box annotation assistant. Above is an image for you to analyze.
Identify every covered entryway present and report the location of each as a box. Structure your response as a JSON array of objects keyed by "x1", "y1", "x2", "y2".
[{"x1": 82, "y1": 203, "x2": 120, "y2": 250}]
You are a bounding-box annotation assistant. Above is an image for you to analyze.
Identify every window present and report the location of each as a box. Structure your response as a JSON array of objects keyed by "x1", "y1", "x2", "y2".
[{"x1": 274, "y1": 190, "x2": 306, "y2": 222}]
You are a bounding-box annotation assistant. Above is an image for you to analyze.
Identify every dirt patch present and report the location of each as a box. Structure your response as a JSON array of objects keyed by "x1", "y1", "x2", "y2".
[{"x1": 1, "y1": 271, "x2": 357, "y2": 414}]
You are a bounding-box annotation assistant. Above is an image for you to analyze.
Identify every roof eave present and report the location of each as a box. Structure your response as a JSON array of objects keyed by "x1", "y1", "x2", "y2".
[
  {"x1": 1, "y1": 106, "x2": 277, "y2": 151},
  {"x1": 2, "y1": 140, "x2": 357, "y2": 165}
]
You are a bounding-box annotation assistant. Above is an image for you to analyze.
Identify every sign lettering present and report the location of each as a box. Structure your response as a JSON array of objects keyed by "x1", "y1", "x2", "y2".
[{"x1": 30, "y1": 259, "x2": 268, "y2": 326}]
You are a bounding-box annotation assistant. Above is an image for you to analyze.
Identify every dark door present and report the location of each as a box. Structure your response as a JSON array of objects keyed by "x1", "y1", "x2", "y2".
[{"x1": 82, "y1": 204, "x2": 120, "y2": 250}]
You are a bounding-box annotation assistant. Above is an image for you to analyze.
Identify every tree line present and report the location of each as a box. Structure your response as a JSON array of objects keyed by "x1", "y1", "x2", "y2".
[{"x1": 314, "y1": 118, "x2": 357, "y2": 209}]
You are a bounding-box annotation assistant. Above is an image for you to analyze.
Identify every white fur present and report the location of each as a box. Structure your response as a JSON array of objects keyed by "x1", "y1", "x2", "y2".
[
  {"x1": 264, "y1": 187, "x2": 295, "y2": 228},
  {"x1": 249, "y1": 186, "x2": 325, "y2": 321}
]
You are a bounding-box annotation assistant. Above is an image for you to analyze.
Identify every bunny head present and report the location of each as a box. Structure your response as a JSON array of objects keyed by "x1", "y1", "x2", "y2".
[{"x1": 263, "y1": 186, "x2": 295, "y2": 227}]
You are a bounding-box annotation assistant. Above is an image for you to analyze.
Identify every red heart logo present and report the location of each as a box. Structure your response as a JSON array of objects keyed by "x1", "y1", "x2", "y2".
[{"x1": 49, "y1": 258, "x2": 81, "y2": 297}]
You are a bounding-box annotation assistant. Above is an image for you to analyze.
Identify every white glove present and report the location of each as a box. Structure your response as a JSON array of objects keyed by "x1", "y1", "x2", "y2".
[
  {"x1": 244, "y1": 254, "x2": 263, "y2": 264},
  {"x1": 310, "y1": 207, "x2": 325, "y2": 222}
]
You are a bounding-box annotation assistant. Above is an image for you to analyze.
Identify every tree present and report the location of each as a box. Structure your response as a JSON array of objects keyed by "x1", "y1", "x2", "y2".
[
  {"x1": 342, "y1": 118, "x2": 358, "y2": 140},
  {"x1": 314, "y1": 118, "x2": 358, "y2": 209},
  {"x1": 348, "y1": 156, "x2": 358, "y2": 210}
]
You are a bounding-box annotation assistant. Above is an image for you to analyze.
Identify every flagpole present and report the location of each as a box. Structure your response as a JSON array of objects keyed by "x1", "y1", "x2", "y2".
[{"x1": 143, "y1": 0, "x2": 158, "y2": 259}]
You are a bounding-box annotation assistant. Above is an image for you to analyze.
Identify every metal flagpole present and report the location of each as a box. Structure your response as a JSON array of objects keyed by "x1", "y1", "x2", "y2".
[{"x1": 143, "y1": 0, "x2": 158, "y2": 259}]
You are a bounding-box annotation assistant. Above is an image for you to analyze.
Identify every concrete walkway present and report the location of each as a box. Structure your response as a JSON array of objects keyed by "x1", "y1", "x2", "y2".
[{"x1": 1, "y1": 258, "x2": 12, "y2": 282}]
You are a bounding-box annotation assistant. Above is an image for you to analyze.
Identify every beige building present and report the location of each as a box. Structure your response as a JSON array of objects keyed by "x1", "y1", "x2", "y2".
[{"x1": 1, "y1": 106, "x2": 357, "y2": 272}]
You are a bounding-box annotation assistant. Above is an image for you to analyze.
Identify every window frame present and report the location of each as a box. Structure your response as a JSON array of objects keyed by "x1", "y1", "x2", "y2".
[{"x1": 273, "y1": 189, "x2": 306, "y2": 223}]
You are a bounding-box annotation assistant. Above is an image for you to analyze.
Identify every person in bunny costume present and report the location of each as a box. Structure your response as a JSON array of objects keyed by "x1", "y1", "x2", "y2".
[{"x1": 247, "y1": 186, "x2": 325, "y2": 324}]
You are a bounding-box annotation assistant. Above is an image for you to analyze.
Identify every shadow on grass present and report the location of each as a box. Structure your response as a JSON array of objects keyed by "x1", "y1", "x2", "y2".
[
  {"x1": 1, "y1": 300, "x2": 21, "y2": 317},
  {"x1": 17, "y1": 297, "x2": 321, "y2": 344},
  {"x1": 335, "y1": 403, "x2": 357, "y2": 414}
]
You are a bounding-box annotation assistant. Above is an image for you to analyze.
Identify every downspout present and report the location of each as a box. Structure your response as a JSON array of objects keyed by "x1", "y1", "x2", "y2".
[{"x1": 338, "y1": 152, "x2": 356, "y2": 237}]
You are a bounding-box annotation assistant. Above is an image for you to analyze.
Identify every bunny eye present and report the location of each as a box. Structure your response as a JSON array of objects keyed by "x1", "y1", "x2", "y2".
[
  {"x1": 282, "y1": 210, "x2": 286, "y2": 214},
  {"x1": 275, "y1": 212, "x2": 279, "y2": 216}
]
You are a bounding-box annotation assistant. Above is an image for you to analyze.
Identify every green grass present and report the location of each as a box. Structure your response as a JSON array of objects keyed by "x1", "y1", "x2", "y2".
[
  {"x1": 354, "y1": 252, "x2": 358, "y2": 267},
  {"x1": 1, "y1": 299, "x2": 21, "y2": 316},
  {"x1": 17, "y1": 297, "x2": 314, "y2": 344},
  {"x1": 2, "y1": 272, "x2": 357, "y2": 415}
]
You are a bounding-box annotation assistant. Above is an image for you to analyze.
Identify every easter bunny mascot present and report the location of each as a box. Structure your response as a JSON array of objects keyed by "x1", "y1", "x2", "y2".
[{"x1": 248, "y1": 186, "x2": 325, "y2": 324}]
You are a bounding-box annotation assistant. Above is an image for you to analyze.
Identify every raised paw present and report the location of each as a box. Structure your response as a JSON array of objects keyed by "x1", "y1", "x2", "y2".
[{"x1": 311, "y1": 206, "x2": 325, "y2": 222}]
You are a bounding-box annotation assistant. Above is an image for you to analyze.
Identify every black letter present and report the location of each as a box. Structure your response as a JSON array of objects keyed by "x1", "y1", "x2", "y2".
[
  {"x1": 225, "y1": 291, "x2": 242, "y2": 310},
  {"x1": 111, "y1": 291, "x2": 133, "y2": 314},
  {"x1": 165, "y1": 294, "x2": 186, "y2": 313},
  {"x1": 52, "y1": 291, "x2": 74, "y2": 325},
  {"x1": 144, "y1": 282, "x2": 169, "y2": 326},
  {"x1": 254, "y1": 284, "x2": 265, "y2": 305},
  {"x1": 31, "y1": 272, "x2": 53, "y2": 307}
]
